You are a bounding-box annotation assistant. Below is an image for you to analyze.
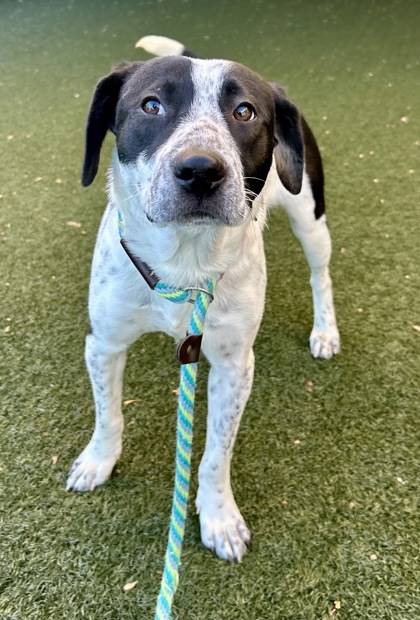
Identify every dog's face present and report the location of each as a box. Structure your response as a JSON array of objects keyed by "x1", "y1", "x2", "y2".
[{"x1": 82, "y1": 56, "x2": 304, "y2": 226}]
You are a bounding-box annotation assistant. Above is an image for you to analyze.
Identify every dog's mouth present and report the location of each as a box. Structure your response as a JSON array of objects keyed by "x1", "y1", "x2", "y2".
[
  {"x1": 146, "y1": 209, "x2": 218, "y2": 225},
  {"x1": 177, "y1": 210, "x2": 218, "y2": 224},
  {"x1": 147, "y1": 185, "x2": 248, "y2": 227}
]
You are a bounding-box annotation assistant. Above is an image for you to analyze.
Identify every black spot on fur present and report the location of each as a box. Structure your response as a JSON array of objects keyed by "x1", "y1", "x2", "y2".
[
  {"x1": 116, "y1": 57, "x2": 194, "y2": 163},
  {"x1": 219, "y1": 66, "x2": 308, "y2": 199},
  {"x1": 219, "y1": 65, "x2": 275, "y2": 198},
  {"x1": 81, "y1": 57, "x2": 194, "y2": 185}
]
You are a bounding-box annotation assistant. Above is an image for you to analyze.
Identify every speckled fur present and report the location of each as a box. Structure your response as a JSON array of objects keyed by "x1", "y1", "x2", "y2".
[{"x1": 67, "y1": 56, "x2": 339, "y2": 563}]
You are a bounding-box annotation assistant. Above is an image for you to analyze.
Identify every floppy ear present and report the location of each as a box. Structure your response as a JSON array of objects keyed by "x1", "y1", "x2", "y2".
[
  {"x1": 271, "y1": 83, "x2": 304, "y2": 195},
  {"x1": 81, "y1": 63, "x2": 137, "y2": 187}
]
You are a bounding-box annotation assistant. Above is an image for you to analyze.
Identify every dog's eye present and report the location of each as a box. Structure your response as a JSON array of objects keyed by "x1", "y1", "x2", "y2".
[
  {"x1": 233, "y1": 103, "x2": 256, "y2": 122},
  {"x1": 141, "y1": 98, "x2": 164, "y2": 115}
]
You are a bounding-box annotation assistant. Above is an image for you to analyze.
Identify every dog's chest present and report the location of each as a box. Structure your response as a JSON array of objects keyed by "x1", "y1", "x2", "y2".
[{"x1": 147, "y1": 295, "x2": 192, "y2": 340}]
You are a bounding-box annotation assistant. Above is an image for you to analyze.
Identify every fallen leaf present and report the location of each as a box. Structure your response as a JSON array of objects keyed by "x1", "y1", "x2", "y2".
[
  {"x1": 66, "y1": 220, "x2": 81, "y2": 228},
  {"x1": 123, "y1": 399, "x2": 139, "y2": 407},
  {"x1": 123, "y1": 580, "x2": 138, "y2": 592},
  {"x1": 412, "y1": 325, "x2": 420, "y2": 333},
  {"x1": 172, "y1": 388, "x2": 179, "y2": 396},
  {"x1": 305, "y1": 379, "x2": 314, "y2": 392},
  {"x1": 51, "y1": 455, "x2": 59, "y2": 465},
  {"x1": 329, "y1": 599, "x2": 342, "y2": 616}
]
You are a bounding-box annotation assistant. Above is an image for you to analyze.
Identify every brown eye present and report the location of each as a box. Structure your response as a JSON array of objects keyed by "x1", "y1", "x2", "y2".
[
  {"x1": 233, "y1": 102, "x2": 256, "y2": 122},
  {"x1": 141, "y1": 98, "x2": 164, "y2": 115}
]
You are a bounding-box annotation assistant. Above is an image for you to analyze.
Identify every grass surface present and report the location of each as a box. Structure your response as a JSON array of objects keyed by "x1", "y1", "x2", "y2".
[{"x1": 1, "y1": 1, "x2": 420, "y2": 618}]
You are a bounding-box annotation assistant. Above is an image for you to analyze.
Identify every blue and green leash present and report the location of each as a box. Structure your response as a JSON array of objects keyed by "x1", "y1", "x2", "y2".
[
  {"x1": 153, "y1": 279, "x2": 216, "y2": 619},
  {"x1": 118, "y1": 210, "x2": 216, "y2": 619}
]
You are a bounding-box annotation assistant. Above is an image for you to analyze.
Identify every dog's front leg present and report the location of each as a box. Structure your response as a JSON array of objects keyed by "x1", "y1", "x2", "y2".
[
  {"x1": 197, "y1": 345, "x2": 255, "y2": 562},
  {"x1": 66, "y1": 334, "x2": 127, "y2": 492}
]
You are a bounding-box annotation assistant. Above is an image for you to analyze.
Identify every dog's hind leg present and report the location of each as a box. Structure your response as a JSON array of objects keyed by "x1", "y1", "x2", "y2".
[{"x1": 66, "y1": 334, "x2": 127, "y2": 492}]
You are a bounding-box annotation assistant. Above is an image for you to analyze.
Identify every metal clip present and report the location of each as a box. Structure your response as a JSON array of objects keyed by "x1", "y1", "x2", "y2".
[{"x1": 183, "y1": 286, "x2": 215, "y2": 304}]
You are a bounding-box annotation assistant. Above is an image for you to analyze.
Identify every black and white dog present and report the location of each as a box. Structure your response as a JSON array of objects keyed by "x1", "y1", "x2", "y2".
[{"x1": 67, "y1": 36, "x2": 340, "y2": 562}]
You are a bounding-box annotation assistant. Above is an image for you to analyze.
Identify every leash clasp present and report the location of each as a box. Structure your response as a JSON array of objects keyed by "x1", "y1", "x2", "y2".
[
  {"x1": 176, "y1": 334, "x2": 203, "y2": 364},
  {"x1": 183, "y1": 286, "x2": 215, "y2": 304}
]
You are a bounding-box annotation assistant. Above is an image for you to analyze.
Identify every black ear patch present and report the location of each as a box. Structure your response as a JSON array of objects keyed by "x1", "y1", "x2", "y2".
[
  {"x1": 81, "y1": 62, "x2": 139, "y2": 187},
  {"x1": 271, "y1": 83, "x2": 304, "y2": 195}
]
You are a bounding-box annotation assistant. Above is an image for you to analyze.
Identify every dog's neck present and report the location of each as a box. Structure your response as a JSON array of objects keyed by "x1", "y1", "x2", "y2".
[{"x1": 110, "y1": 155, "x2": 263, "y2": 288}]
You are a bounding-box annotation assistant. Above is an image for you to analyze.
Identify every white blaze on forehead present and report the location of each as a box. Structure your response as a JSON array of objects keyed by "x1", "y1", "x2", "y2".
[
  {"x1": 189, "y1": 58, "x2": 232, "y2": 119},
  {"x1": 142, "y1": 56, "x2": 247, "y2": 227}
]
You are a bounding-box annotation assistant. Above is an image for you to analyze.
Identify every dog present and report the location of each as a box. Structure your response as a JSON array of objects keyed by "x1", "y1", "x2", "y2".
[{"x1": 67, "y1": 35, "x2": 340, "y2": 563}]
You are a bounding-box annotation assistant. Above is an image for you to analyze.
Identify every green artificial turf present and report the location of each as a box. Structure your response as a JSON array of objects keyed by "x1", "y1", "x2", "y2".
[{"x1": 1, "y1": 0, "x2": 419, "y2": 618}]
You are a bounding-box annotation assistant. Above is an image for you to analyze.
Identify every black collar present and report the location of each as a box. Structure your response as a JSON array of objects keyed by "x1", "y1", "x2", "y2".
[{"x1": 120, "y1": 238, "x2": 159, "y2": 290}]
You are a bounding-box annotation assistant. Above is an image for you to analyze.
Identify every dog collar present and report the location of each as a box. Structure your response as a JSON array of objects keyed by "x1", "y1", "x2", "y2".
[
  {"x1": 117, "y1": 209, "x2": 217, "y2": 363},
  {"x1": 119, "y1": 237, "x2": 160, "y2": 290}
]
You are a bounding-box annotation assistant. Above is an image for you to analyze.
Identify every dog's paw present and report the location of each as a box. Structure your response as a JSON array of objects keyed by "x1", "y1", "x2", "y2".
[
  {"x1": 196, "y1": 495, "x2": 251, "y2": 562},
  {"x1": 66, "y1": 444, "x2": 120, "y2": 492},
  {"x1": 310, "y1": 327, "x2": 340, "y2": 360}
]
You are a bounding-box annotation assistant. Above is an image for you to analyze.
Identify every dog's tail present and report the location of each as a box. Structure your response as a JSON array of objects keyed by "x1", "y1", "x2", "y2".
[{"x1": 135, "y1": 35, "x2": 196, "y2": 58}]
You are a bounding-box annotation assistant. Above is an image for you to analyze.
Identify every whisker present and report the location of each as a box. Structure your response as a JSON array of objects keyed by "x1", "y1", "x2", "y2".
[
  {"x1": 119, "y1": 190, "x2": 141, "y2": 205},
  {"x1": 245, "y1": 190, "x2": 259, "y2": 200},
  {"x1": 243, "y1": 176, "x2": 266, "y2": 183}
]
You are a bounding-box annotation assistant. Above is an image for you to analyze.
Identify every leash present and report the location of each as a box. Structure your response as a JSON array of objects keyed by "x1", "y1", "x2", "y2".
[{"x1": 117, "y1": 210, "x2": 217, "y2": 619}]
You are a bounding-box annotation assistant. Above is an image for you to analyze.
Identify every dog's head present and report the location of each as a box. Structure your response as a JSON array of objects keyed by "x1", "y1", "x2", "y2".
[{"x1": 82, "y1": 56, "x2": 303, "y2": 226}]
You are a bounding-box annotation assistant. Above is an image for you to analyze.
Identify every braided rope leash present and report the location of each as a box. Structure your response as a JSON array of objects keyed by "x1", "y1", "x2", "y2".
[
  {"x1": 154, "y1": 279, "x2": 216, "y2": 619},
  {"x1": 117, "y1": 209, "x2": 216, "y2": 619}
]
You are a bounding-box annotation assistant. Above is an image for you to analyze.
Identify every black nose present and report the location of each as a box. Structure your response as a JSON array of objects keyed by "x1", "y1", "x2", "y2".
[{"x1": 174, "y1": 150, "x2": 225, "y2": 195}]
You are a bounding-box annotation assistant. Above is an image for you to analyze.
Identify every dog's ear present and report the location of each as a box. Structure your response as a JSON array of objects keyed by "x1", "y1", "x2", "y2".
[
  {"x1": 271, "y1": 83, "x2": 304, "y2": 195},
  {"x1": 81, "y1": 62, "x2": 139, "y2": 187}
]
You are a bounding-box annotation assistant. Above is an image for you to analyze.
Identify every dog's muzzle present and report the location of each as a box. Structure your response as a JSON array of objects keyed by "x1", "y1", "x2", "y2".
[{"x1": 173, "y1": 149, "x2": 226, "y2": 196}]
